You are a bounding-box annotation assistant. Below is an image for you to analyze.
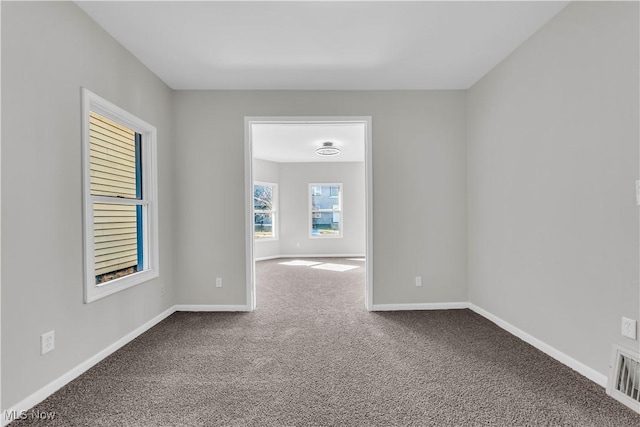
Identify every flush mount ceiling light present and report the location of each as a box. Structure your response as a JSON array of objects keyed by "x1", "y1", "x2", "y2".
[{"x1": 315, "y1": 142, "x2": 341, "y2": 156}]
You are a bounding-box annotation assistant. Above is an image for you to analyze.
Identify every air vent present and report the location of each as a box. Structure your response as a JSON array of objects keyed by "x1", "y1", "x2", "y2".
[{"x1": 607, "y1": 344, "x2": 640, "y2": 413}]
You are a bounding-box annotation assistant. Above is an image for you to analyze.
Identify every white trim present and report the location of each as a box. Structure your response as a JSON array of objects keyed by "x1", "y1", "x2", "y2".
[
  {"x1": 1, "y1": 301, "x2": 611, "y2": 423},
  {"x1": 468, "y1": 303, "x2": 608, "y2": 387},
  {"x1": 1, "y1": 306, "x2": 174, "y2": 427},
  {"x1": 174, "y1": 305, "x2": 251, "y2": 312},
  {"x1": 0, "y1": 303, "x2": 257, "y2": 425},
  {"x1": 81, "y1": 88, "x2": 160, "y2": 304},
  {"x1": 370, "y1": 301, "x2": 608, "y2": 388},
  {"x1": 364, "y1": 117, "x2": 373, "y2": 311},
  {"x1": 371, "y1": 302, "x2": 468, "y2": 311},
  {"x1": 254, "y1": 255, "x2": 283, "y2": 262},
  {"x1": 245, "y1": 116, "x2": 373, "y2": 312},
  {"x1": 244, "y1": 120, "x2": 257, "y2": 311},
  {"x1": 0, "y1": 4, "x2": 3, "y2": 416}
]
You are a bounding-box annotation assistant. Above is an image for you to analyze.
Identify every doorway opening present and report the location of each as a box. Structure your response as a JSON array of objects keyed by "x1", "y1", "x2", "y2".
[{"x1": 244, "y1": 117, "x2": 373, "y2": 310}]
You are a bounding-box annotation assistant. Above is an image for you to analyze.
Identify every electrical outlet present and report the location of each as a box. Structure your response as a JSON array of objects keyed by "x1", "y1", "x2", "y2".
[
  {"x1": 41, "y1": 330, "x2": 55, "y2": 355},
  {"x1": 215, "y1": 277, "x2": 223, "y2": 288},
  {"x1": 415, "y1": 276, "x2": 422, "y2": 287},
  {"x1": 622, "y1": 317, "x2": 637, "y2": 339},
  {"x1": 160, "y1": 285, "x2": 165, "y2": 296},
  {"x1": 636, "y1": 180, "x2": 640, "y2": 206}
]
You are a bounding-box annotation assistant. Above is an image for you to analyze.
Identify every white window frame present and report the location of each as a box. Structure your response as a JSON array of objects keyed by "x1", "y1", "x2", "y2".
[
  {"x1": 309, "y1": 183, "x2": 343, "y2": 238},
  {"x1": 254, "y1": 181, "x2": 278, "y2": 241},
  {"x1": 81, "y1": 88, "x2": 159, "y2": 303}
]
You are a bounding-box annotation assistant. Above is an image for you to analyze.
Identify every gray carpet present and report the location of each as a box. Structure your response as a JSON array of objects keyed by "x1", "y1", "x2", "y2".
[{"x1": 13, "y1": 257, "x2": 640, "y2": 426}]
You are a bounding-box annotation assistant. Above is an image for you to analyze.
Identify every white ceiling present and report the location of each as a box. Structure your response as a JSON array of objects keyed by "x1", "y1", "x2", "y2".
[
  {"x1": 252, "y1": 122, "x2": 365, "y2": 163},
  {"x1": 76, "y1": 1, "x2": 568, "y2": 90}
]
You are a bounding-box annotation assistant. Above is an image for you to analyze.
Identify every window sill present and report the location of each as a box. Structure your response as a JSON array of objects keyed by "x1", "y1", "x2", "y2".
[{"x1": 85, "y1": 269, "x2": 159, "y2": 303}]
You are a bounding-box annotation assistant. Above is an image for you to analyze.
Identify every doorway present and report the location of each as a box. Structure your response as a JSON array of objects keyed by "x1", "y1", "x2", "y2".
[{"x1": 244, "y1": 117, "x2": 373, "y2": 310}]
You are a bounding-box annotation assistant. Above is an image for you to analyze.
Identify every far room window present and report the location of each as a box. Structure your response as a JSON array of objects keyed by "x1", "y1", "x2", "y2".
[
  {"x1": 254, "y1": 182, "x2": 278, "y2": 240},
  {"x1": 82, "y1": 88, "x2": 159, "y2": 303},
  {"x1": 310, "y1": 183, "x2": 342, "y2": 238}
]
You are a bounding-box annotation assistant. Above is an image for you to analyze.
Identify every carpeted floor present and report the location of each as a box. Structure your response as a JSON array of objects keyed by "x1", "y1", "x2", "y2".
[{"x1": 12, "y1": 257, "x2": 640, "y2": 426}]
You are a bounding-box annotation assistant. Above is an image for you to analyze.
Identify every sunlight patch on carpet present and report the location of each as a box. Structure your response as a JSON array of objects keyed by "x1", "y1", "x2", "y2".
[
  {"x1": 311, "y1": 263, "x2": 359, "y2": 272},
  {"x1": 279, "y1": 260, "x2": 322, "y2": 266}
]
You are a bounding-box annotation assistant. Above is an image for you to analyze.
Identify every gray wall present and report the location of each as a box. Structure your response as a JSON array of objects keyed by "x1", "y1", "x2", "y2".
[
  {"x1": 253, "y1": 158, "x2": 281, "y2": 259},
  {"x1": 1, "y1": 2, "x2": 175, "y2": 408},
  {"x1": 253, "y1": 159, "x2": 366, "y2": 259},
  {"x1": 174, "y1": 91, "x2": 468, "y2": 305},
  {"x1": 6, "y1": 0, "x2": 635, "y2": 414},
  {"x1": 467, "y1": 1, "x2": 640, "y2": 376},
  {"x1": 279, "y1": 162, "x2": 365, "y2": 257}
]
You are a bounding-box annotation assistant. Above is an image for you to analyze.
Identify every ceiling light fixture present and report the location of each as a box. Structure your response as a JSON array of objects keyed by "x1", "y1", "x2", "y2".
[{"x1": 315, "y1": 142, "x2": 341, "y2": 156}]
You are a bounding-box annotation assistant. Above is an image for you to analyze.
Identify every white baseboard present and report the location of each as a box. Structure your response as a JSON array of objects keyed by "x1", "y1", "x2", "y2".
[
  {"x1": 468, "y1": 303, "x2": 608, "y2": 387},
  {"x1": 254, "y1": 255, "x2": 281, "y2": 261},
  {"x1": 370, "y1": 301, "x2": 607, "y2": 388},
  {"x1": 1, "y1": 302, "x2": 252, "y2": 425},
  {"x1": 2, "y1": 306, "x2": 175, "y2": 427},
  {"x1": 2, "y1": 300, "x2": 609, "y2": 426},
  {"x1": 174, "y1": 304, "x2": 251, "y2": 312},
  {"x1": 371, "y1": 302, "x2": 468, "y2": 311}
]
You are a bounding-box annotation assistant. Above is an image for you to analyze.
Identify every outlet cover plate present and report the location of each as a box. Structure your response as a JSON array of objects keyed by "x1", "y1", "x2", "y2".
[
  {"x1": 41, "y1": 330, "x2": 55, "y2": 355},
  {"x1": 622, "y1": 317, "x2": 637, "y2": 340}
]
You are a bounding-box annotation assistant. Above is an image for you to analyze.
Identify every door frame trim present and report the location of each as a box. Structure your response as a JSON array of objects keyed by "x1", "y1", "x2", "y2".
[{"x1": 244, "y1": 116, "x2": 373, "y2": 310}]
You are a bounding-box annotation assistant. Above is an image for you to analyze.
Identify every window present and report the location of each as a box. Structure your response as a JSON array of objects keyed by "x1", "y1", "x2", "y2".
[
  {"x1": 82, "y1": 89, "x2": 159, "y2": 303},
  {"x1": 254, "y1": 182, "x2": 277, "y2": 240},
  {"x1": 309, "y1": 183, "x2": 342, "y2": 238}
]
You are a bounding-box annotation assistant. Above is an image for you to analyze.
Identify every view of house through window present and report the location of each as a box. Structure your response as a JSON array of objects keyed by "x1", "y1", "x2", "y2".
[
  {"x1": 83, "y1": 88, "x2": 159, "y2": 303},
  {"x1": 310, "y1": 183, "x2": 342, "y2": 237},
  {"x1": 89, "y1": 112, "x2": 143, "y2": 284},
  {"x1": 254, "y1": 182, "x2": 277, "y2": 239}
]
